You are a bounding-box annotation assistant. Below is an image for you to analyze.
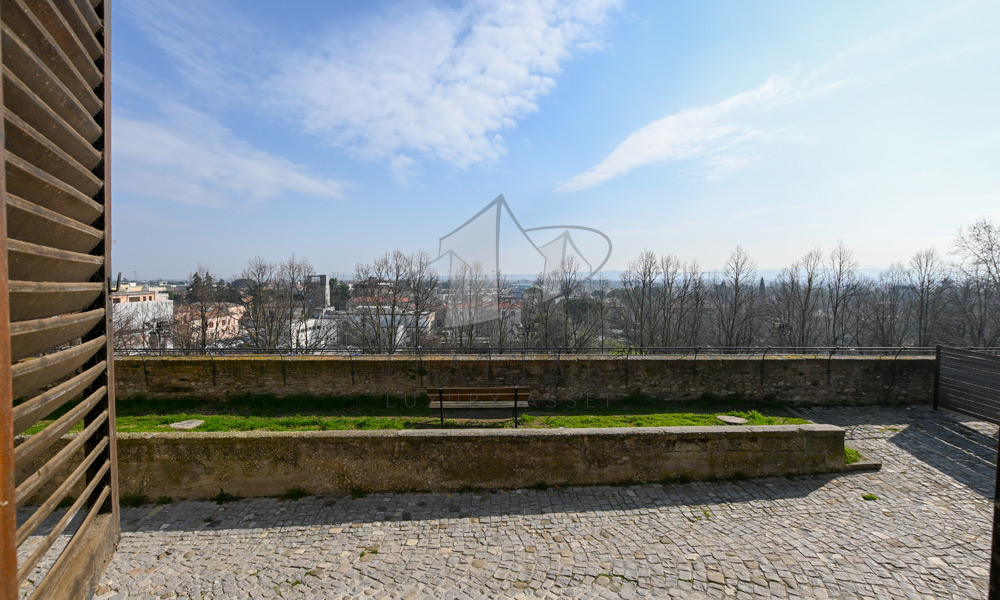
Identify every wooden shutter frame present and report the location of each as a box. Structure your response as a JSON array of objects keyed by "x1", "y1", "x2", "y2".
[
  {"x1": 1, "y1": 32, "x2": 17, "y2": 593},
  {"x1": 0, "y1": 1, "x2": 117, "y2": 598}
]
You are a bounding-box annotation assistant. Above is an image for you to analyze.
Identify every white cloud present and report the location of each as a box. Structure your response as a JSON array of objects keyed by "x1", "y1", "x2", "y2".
[
  {"x1": 124, "y1": 0, "x2": 620, "y2": 174},
  {"x1": 557, "y1": 75, "x2": 792, "y2": 192},
  {"x1": 269, "y1": 0, "x2": 620, "y2": 167},
  {"x1": 557, "y1": 1, "x2": 998, "y2": 194},
  {"x1": 113, "y1": 104, "x2": 345, "y2": 208},
  {"x1": 122, "y1": 0, "x2": 260, "y2": 101},
  {"x1": 389, "y1": 154, "x2": 419, "y2": 185}
]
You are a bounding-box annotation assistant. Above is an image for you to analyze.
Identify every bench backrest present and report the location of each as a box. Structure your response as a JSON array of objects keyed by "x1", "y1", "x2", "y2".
[{"x1": 428, "y1": 387, "x2": 528, "y2": 402}]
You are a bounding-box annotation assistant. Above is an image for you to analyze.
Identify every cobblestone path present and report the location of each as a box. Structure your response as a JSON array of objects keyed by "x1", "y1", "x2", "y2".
[{"x1": 23, "y1": 406, "x2": 998, "y2": 598}]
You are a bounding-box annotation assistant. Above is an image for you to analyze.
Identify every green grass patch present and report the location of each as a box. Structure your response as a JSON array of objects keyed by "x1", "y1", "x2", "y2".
[
  {"x1": 845, "y1": 447, "x2": 862, "y2": 465},
  {"x1": 21, "y1": 393, "x2": 807, "y2": 434},
  {"x1": 521, "y1": 396, "x2": 806, "y2": 429},
  {"x1": 861, "y1": 493, "x2": 878, "y2": 501}
]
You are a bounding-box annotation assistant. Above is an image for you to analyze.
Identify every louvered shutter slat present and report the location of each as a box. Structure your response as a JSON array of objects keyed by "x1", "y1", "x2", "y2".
[{"x1": 1, "y1": 0, "x2": 116, "y2": 594}]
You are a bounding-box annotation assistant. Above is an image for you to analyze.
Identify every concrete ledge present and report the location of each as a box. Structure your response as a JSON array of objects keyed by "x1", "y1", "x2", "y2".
[
  {"x1": 19, "y1": 424, "x2": 847, "y2": 501},
  {"x1": 842, "y1": 460, "x2": 882, "y2": 473}
]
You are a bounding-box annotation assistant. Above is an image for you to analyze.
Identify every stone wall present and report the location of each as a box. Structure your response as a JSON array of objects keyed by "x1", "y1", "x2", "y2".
[
  {"x1": 114, "y1": 355, "x2": 934, "y2": 406},
  {"x1": 19, "y1": 424, "x2": 846, "y2": 501}
]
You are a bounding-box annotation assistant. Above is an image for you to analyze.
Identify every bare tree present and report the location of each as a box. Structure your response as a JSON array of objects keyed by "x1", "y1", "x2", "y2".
[
  {"x1": 347, "y1": 250, "x2": 410, "y2": 351},
  {"x1": 951, "y1": 219, "x2": 1000, "y2": 346},
  {"x1": 488, "y1": 269, "x2": 519, "y2": 352},
  {"x1": 590, "y1": 273, "x2": 613, "y2": 349},
  {"x1": 237, "y1": 255, "x2": 330, "y2": 351},
  {"x1": 618, "y1": 250, "x2": 661, "y2": 348},
  {"x1": 173, "y1": 266, "x2": 236, "y2": 350},
  {"x1": 524, "y1": 270, "x2": 561, "y2": 348},
  {"x1": 823, "y1": 242, "x2": 861, "y2": 345},
  {"x1": 770, "y1": 248, "x2": 824, "y2": 346},
  {"x1": 907, "y1": 248, "x2": 946, "y2": 346},
  {"x1": 655, "y1": 254, "x2": 682, "y2": 347},
  {"x1": 279, "y1": 254, "x2": 318, "y2": 350},
  {"x1": 954, "y1": 219, "x2": 1000, "y2": 289},
  {"x1": 944, "y1": 268, "x2": 1000, "y2": 347},
  {"x1": 712, "y1": 246, "x2": 762, "y2": 346},
  {"x1": 869, "y1": 263, "x2": 911, "y2": 346},
  {"x1": 674, "y1": 261, "x2": 707, "y2": 346},
  {"x1": 112, "y1": 299, "x2": 172, "y2": 352},
  {"x1": 240, "y1": 257, "x2": 284, "y2": 349},
  {"x1": 404, "y1": 250, "x2": 440, "y2": 350},
  {"x1": 556, "y1": 257, "x2": 587, "y2": 347},
  {"x1": 446, "y1": 260, "x2": 491, "y2": 349}
]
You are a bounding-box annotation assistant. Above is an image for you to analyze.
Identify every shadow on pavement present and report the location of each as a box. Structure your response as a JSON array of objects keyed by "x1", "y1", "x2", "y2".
[
  {"x1": 804, "y1": 404, "x2": 997, "y2": 498},
  {"x1": 889, "y1": 411, "x2": 997, "y2": 497},
  {"x1": 88, "y1": 472, "x2": 843, "y2": 535}
]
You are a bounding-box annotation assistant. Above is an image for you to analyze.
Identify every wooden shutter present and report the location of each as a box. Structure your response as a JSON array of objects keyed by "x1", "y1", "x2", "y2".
[{"x1": 0, "y1": 0, "x2": 117, "y2": 598}]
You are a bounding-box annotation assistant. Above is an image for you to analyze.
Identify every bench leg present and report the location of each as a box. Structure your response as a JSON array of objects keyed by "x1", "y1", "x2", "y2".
[
  {"x1": 439, "y1": 389, "x2": 444, "y2": 428},
  {"x1": 514, "y1": 389, "x2": 519, "y2": 429}
]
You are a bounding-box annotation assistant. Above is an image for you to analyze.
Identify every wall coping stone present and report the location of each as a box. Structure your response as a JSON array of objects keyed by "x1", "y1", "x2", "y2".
[{"x1": 111, "y1": 423, "x2": 843, "y2": 441}]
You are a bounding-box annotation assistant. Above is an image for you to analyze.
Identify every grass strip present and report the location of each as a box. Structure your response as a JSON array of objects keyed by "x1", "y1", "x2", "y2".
[{"x1": 21, "y1": 393, "x2": 808, "y2": 434}]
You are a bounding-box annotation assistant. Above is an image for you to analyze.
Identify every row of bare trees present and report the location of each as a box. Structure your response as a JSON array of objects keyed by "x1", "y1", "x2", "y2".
[
  {"x1": 343, "y1": 250, "x2": 439, "y2": 351},
  {"x1": 614, "y1": 220, "x2": 1000, "y2": 348},
  {"x1": 157, "y1": 255, "x2": 328, "y2": 351},
  {"x1": 128, "y1": 219, "x2": 1000, "y2": 352}
]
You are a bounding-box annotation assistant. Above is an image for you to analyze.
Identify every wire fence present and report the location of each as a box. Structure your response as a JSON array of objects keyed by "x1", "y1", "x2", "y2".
[{"x1": 114, "y1": 345, "x2": 1000, "y2": 358}]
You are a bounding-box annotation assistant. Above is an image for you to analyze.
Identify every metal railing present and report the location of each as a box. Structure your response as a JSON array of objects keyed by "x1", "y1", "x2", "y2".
[{"x1": 111, "y1": 346, "x2": 1000, "y2": 358}]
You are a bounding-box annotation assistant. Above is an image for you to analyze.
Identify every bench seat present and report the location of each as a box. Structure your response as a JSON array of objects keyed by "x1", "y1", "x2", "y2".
[{"x1": 426, "y1": 387, "x2": 530, "y2": 427}]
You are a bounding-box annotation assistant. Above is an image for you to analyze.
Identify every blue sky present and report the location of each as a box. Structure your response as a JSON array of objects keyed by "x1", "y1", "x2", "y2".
[{"x1": 112, "y1": 0, "x2": 1000, "y2": 280}]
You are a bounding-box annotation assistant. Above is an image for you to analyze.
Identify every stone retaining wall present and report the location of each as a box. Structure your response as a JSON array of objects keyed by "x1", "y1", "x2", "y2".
[
  {"x1": 19, "y1": 425, "x2": 846, "y2": 501},
  {"x1": 114, "y1": 356, "x2": 934, "y2": 406}
]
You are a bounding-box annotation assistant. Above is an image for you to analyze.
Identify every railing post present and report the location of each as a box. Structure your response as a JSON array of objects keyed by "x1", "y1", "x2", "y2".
[
  {"x1": 439, "y1": 388, "x2": 444, "y2": 427},
  {"x1": 933, "y1": 345, "x2": 941, "y2": 410},
  {"x1": 513, "y1": 387, "x2": 519, "y2": 429},
  {"x1": 760, "y1": 346, "x2": 770, "y2": 386},
  {"x1": 827, "y1": 347, "x2": 837, "y2": 386},
  {"x1": 891, "y1": 346, "x2": 906, "y2": 388},
  {"x1": 991, "y1": 444, "x2": 1000, "y2": 599}
]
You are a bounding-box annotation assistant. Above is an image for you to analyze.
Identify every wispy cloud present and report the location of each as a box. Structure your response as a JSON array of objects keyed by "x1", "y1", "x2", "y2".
[
  {"x1": 389, "y1": 154, "x2": 419, "y2": 185},
  {"x1": 125, "y1": 0, "x2": 619, "y2": 172},
  {"x1": 122, "y1": 0, "x2": 260, "y2": 102},
  {"x1": 113, "y1": 103, "x2": 345, "y2": 208},
  {"x1": 557, "y1": 0, "x2": 994, "y2": 193},
  {"x1": 268, "y1": 1, "x2": 620, "y2": 168},
  {"x1": 557, "y1": 75, "x2": 792, "y2": 192}
]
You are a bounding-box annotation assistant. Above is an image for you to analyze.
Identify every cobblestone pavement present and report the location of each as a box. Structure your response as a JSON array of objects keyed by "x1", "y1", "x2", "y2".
[{"x1": 20, "y1": 406, "x2": 998, "y2": 598}]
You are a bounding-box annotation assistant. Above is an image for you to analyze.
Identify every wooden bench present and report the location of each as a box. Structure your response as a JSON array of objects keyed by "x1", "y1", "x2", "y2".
[{"x1": 427, "y1": 387, "x2": 530, "y2": 428}]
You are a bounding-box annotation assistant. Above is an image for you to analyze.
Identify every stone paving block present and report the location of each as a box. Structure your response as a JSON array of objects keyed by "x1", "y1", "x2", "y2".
[{"x1": 14, "y1": 406, "x2": 994, "y2": 599}]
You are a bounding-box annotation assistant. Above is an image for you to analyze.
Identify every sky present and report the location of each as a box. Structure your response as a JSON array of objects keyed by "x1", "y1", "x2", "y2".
[{"x1": 112, "y1": 0, "x2": 1000, "y2": 281}]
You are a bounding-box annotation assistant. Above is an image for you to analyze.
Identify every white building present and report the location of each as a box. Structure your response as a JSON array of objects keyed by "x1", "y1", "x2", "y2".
[{"x1": 111, "y1": 290, "x2": 174, "y2": 351}]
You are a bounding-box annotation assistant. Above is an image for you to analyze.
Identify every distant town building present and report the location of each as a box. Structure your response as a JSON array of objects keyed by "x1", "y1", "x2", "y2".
[
  {"x1": 305, "y1": 274, "x2": 330, "y2": 309},
  {"x1": 173, "y1": 304, "x2": 245, "y2": 348},
  {"x1": 111, "y1": 289, "x2": 174, "y2": 351}
]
